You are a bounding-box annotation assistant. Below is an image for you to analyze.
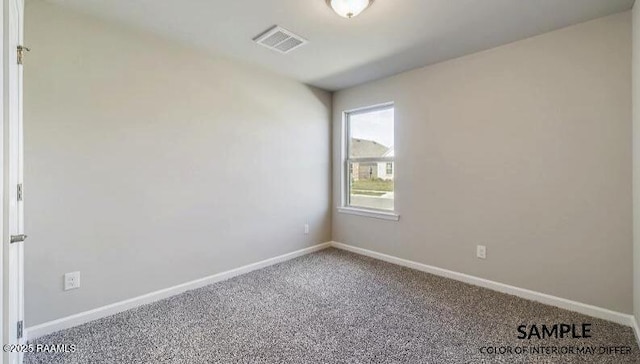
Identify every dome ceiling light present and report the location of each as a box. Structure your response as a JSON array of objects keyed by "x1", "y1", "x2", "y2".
[{"x1": 326, "y1": 0, "x2": 375, "y2": 19}]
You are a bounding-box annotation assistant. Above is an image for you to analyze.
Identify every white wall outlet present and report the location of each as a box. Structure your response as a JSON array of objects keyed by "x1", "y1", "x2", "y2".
[
  {"x1": 304, "y1": 223, "x2": 309, "y2": 234},
  {"x1": 477, "y1": 245, "x2": 487, "y2": 259},
  {"x1": 64, "y1": 271, "x2": 81, "y2": 291}
]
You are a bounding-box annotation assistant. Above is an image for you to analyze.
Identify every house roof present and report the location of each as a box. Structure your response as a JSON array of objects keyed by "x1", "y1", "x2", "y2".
[
  {"x1": 350, "y1": 138, "x2": 390, "y2": 158},
  {"x1": 383, "y1": 146, "x2": 395, "y2": 158}
]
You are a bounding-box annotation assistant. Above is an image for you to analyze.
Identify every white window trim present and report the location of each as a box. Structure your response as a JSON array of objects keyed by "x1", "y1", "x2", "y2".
[
  {"x1": 337, "y1": 206, "x2": 400, "y2": 221},
  {"x1": 340, "y1": 102, "x2": 399, "y2": 221}
]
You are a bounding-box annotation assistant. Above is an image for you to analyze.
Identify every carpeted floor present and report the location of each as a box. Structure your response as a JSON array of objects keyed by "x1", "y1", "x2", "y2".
[{"x1": 25, "y1": 248, "x2": 640, "y2": 363}]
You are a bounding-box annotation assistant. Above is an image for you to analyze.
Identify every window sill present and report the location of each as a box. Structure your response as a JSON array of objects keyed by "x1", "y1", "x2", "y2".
[{"x1": 337, "y1": 207, "x2": 400, "y2": 221}]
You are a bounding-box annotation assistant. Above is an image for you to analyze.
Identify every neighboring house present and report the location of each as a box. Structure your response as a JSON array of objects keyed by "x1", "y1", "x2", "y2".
[
  {"x1": 350, "y1": 138, "x2": 393, "y2": 181},
  {"x1": 377, "y1": 146, "x2": 394, "y2": 180}
]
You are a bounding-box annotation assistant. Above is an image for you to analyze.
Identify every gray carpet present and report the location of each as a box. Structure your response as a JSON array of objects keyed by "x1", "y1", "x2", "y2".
[{"x1": 25, "y1": 248, "x2": 640, "y2": 363}]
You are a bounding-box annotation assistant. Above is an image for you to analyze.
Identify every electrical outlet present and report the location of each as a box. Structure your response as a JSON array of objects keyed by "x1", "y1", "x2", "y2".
[
  {"x1": 477, "y1": 245, "x2": 487, "y2": 259},
  {"x1": 304, "y1": 223, "x2": 309, "y2": 235},
  {"x1": 64, "y1": 271, "x2": 80, "y2": 291}
]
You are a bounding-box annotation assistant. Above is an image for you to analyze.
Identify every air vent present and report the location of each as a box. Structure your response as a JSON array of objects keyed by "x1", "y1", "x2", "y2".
[{"x1": 253, "y1": 26, "x2": 308, "y2": 54}]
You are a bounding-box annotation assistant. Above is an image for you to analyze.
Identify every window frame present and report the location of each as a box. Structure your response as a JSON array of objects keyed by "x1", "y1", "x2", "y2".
[{"x1": 340, "y1": 103, "x2": 399, "y2": 221}]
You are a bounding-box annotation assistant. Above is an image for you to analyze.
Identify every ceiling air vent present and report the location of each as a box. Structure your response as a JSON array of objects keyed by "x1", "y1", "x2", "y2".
[{"x1": 253, "y1": 26, "x2": 308, "y2": 54}]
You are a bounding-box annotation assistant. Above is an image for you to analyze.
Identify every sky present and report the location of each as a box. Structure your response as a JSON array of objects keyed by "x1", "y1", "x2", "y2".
[{"x1": 350, "y1": 108, "x2": 394, "y2": 148}]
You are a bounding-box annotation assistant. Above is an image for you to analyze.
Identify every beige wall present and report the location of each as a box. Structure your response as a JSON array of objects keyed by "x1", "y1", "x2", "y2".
[
  {"x1": 633, "y1": 2, "x2": 640, "y2": 325},
  {"x1": 333, "y1": 12, "x2": 632, "y2": 313},
  {"x1": 24, "y1": 1, "x2": 332, "y2": 326}
]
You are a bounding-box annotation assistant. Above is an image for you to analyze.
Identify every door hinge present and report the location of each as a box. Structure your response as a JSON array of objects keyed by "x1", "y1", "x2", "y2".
[
  {"x1": 17, "y1": 183, "x2": 22, "y2": 201},
  {"x1": 17, "y1": 45, "x2": 29, "y2": 65},
  {"x1": 17, "y1": 320, "x2": 23, "y2": 339},
  {"x1": 10, "y1": 234, "x2": 27, "y2": 244}
]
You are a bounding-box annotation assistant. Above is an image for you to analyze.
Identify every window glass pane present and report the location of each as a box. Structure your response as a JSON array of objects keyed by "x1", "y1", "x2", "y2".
[
  {"x1": 348, "y1": 160, "x2": 394, "y2": 211},
  {"x1": 346, "y1": 106, "x2": 394, "y2": 211},
  {"x1": 349, "y1": 108, "x2": 394, "y2": 159}
]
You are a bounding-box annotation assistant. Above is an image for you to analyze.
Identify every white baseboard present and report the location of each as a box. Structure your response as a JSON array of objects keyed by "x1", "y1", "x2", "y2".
[
  {"x1": 26, "y1": 241, "x2": 636, "y2": 340},
  {"x1": 26, "y1": 242, "x2": 332, "y2": 340},
  {"x1": 330, "y1": 241, "x2": 635, "y2": 327},
  {"x1": 633, "y1": 317, "x2": 640, "y2": 348}
]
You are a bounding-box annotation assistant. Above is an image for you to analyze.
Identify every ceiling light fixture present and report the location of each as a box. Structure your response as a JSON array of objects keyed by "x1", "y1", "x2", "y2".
[{"x1": 326, "y1": 0, "x2": 374, "y2": 19}]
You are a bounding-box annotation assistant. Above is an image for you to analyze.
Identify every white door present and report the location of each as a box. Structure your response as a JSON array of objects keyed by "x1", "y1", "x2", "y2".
[{"x1": 3, "y1": 0, "x2": 25, "y2": 363}]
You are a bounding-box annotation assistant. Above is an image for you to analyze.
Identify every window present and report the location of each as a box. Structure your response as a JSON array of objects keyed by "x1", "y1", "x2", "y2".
[{"x1": 344, "y1": 104, "x2": 395, "y2": 213}]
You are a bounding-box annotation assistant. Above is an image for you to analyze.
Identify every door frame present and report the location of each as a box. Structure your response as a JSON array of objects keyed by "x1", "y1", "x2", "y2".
[
  {"x1": 0, "y1": 0, "x2": 5, "y2": 358},
  {"x1": 2, "y1": 0, "x2": 25, "y2": 363}
]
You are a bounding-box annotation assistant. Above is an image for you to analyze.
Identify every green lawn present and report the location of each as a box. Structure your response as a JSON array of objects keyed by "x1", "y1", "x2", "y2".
[{"x1": 351, "y1": 179, "x2": 394, "y2": 192}]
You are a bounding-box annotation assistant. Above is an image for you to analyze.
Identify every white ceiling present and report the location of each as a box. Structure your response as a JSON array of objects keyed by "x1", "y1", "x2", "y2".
[{"x1": 45, "y1": 0, "x2": 633, "y2": 91}]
